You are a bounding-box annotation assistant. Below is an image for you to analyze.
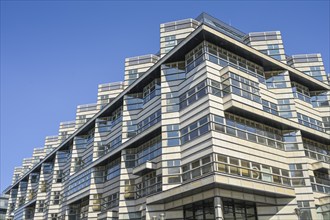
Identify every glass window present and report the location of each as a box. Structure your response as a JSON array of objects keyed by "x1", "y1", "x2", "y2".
[
  {"x1": 182, "y1": 164, "x2": 190, "y2": 172},
  {"x1": 192, "y1": 168, "x2": 201, "y2": 178},
  {"x1": 168, "y1": 176, "x2": 181, "y2": 184},
  {"x1": 218, "y1": 155, "x2": 227, "y2": 163},
  {"x1": 167, "y1": 138, "x2": 180, "y2": 147},
  {"x1": 241, "y1": 160, "x2": 249, "y2": 168},
  {"x1": 167, "y1": 160, "x2": 180, "y2": 167},
  {"x1": 168, "y1": 167, "x2": 180, "y2": 174},
  {"x1": 192, "y1": 160, "x2": 200, "y2": 169},
  {"x1": 229, "y1": 158, "x2": 239, "y2": 166}
]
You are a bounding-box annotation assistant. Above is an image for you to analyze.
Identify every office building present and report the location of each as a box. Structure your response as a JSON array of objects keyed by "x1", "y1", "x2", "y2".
[{"x1": 3, "y1": 13, "x2": 330, "y2": 220}]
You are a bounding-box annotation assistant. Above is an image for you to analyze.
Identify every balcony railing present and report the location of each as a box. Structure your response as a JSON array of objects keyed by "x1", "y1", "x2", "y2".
[
  {"x1": 77, "y1": 103, "x2": 98, "y2": 112},
  {"x1": 143, "y1": 87, "x2": 161, "y2": 105},
  {"x1": 305, "y1": 149, "x2": 330, "y2": 164},
  {"x1": 187, "y1": 51, "x2": 266, "y2": 83},
  {"x1": 311, "y1": 183, "x2": 330, "y2": 194},
  {"x1": 293, "y1": 91, "x2": 311, "y2": 103},
  {"x1": 98, "y1": 82, "x2": 124, "y2": 92}
]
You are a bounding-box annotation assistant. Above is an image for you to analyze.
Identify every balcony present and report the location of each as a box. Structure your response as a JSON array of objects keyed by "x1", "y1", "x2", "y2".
[
  {"x1": 74, "y1": 135, "x2": 94, "y2": 150},
  {"x1": 311, "y1": 168, "x2": 330, "y2": 195},
  {"x1": 132, "y1": 161, "x2": 157, "y2": 176},
  {"x1": 311, "y1": 161, "x2": 330, "y2": 171},
  {"x1": 96, "y1": 116, "x2": 122, "y2": 133},
  {"x1": 136, "y1": 109, "x2": 161, "y2": 135},
  {"x1": 223, "y1": 93, "x2": 330, "y2": 144},
  {"x1": 312, "y1": 183, "x2": 330, "y2": 195},
  {"x1": 143, "y1": 88, "x2": 160, "y2": 105}
]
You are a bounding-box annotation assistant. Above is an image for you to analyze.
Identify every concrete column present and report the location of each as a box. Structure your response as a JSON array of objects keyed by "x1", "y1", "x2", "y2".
[
  {"x1": 214, "y1": 196, "x2": 224, "y2": 220},
  {"x1": 159, "y1": 213, "x2": 165, "y2": 220}
]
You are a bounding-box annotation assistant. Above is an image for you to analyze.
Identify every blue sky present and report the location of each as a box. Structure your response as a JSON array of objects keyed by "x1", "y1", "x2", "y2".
[{"x1": 1, "y1": 1, "x2": 329, "y2": 191}]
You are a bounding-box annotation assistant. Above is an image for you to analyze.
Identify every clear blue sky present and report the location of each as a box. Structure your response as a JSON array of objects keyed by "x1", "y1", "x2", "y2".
[{"x1": 1, "y1": 1, "x2": 329, "y2": 191}]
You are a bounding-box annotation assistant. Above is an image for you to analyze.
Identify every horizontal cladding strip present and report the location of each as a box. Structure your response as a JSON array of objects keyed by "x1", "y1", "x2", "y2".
[
  {"x1": 256, "y1": 204, "x2": 299, "y2": 208},
  {"x1": 147, "y1": 173, "x2": 295, "y2": 205},
  {"x1": 180, "y1": 143, "x2": 213, "y2": 161},
  {"x1": 179, "y1": 99, "x2": 210, "y2": 125},
  {"x1": 6, "y1": 23, "x2": 329, "y2": 193},
  {"x1": 256, "y1": 214, "x2": 310, "y2": 217},
  {"x1": 294, "y1": 192, "x2": 319, "y2": 196}
]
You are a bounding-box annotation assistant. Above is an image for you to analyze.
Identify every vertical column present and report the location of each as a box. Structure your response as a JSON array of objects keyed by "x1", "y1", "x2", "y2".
[
  {"x1": 159, "y1": 213, "x2": 165, "y2": 220},
  {"x1": 214, "y1": 196, "x2": 224, "y2": 220}
]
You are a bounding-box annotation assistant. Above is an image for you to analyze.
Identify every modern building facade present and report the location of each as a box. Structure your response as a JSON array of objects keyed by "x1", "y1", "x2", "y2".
[{"x1": 3, "y1": 13, "x2": 330, "y2": 220}]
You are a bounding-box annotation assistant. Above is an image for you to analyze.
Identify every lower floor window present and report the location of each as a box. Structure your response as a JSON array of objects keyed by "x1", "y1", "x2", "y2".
[
  {"x1": 183, "y1": 198, "x2": 257, "y2": 220},
  {"x1": 184, "y1": 198, "x2": 214, "y2": 220},
  {"x1": 223, "y1": 198, "x2": 257, "y2": 220}
]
